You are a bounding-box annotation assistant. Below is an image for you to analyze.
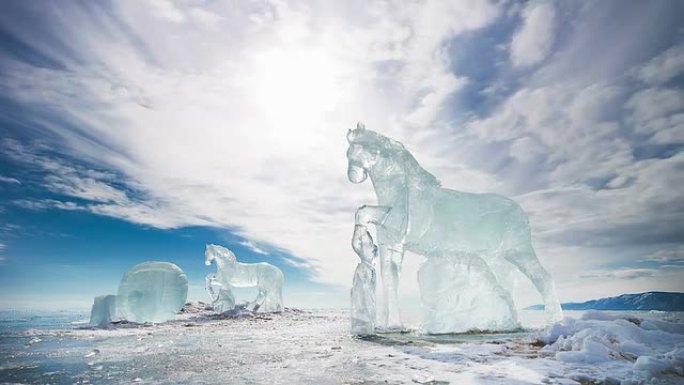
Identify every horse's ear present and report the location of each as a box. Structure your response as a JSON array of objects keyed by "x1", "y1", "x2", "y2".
[{"x1": 348, "y1": 122, "x2": 366, "y2": 143}]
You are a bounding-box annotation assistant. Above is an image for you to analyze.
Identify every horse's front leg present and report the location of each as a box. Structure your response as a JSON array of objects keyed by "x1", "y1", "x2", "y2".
[
  {"x1": 377, "y1": 243, "x2": 404, "y2": 331},
  {"x1": 355, "y1": 204, "x2": 391, "y2": 227},
  {"x1": 250, "y1": 289, "x2": 266, "y2": 313},
  {"x1": 355, "y1": 205, "x2": 406, "y2": 331},
  {"x1": 354, "y1": 205, "x2": 395, "y2": 330},
  {"x1": 205, "y1": 273, "x2": 219, "y2": 302}
]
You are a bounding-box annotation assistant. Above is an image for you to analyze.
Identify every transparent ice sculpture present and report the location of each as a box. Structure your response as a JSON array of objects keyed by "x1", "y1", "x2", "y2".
[
  {"x1": 89, "y1": 294, "x2": 118, "y2": 326},
  {"x1": 350, "y1": 224, "x2": 377, "y2": 335},
  {"x1": 346, "y1": 122, "x2": 562, "y2": 333},
  {"x1": 117, "y1": 261, "x2": 188, "y2": 323},
  {"x1": 419, "y1": 255, "x2": 519, "y2": 333},
  {"x1": 206, "y1": 273, "x2": 235, "y2": 313},
  {"x1": 204, "y1": 244, "x2": 284, "y2": 313}
]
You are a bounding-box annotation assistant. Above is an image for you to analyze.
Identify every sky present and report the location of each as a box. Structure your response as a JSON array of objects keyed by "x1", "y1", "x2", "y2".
[{"x1": 0, "y1": 0, "x2": 683, "y2": 311}]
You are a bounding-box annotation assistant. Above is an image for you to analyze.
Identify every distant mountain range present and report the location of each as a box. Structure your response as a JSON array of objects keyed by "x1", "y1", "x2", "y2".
[{"x1": 526, "y1": 291, "x2": 684, "y2": 311}]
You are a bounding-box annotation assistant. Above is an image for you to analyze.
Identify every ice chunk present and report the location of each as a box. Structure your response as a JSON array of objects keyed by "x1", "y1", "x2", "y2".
[
  {"x1": 346, "y1": 122, "x2": 562, "y2": 332},
  {"x1": 117, "y1": 261, "x2": 188, "y2": 323},
  {"x1": 206, "y1": 273, "x2": 235, "y2": 313},
  {"x1": 634, "y1": 347, "x2": 684, "y2": 380},
  {"x1": 418, "y1": 255, "x2": 519, "y2": 333},
  {"x1": 540, "y1": 313, "x2": 684, "y2": 381},
  {"x1": 89, "y1": 294, "x2": 118, "y2": 325},
  {"x1": 204, "y1": 244, "x2": 283, "y2": 313},
  {"x1": 350, "y1": 224, "x2": 377, "y2": 335}
]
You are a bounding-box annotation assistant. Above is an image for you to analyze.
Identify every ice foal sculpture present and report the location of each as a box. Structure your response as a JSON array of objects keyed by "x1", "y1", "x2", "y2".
[
  {"x1": 204, "y1": 244, "x2": 284, "y2": 313},
  {"x1": 350, "y1": 225, "x2": 378, "y2": 335},
  {"x1": 346, "y1": 122, "x2": 562, "y2": 333}
]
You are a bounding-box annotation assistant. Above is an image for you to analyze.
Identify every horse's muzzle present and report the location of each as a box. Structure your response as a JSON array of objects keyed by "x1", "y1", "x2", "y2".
[{"x1": 348, "y1": 164, "x2": 367, "y2": 183}]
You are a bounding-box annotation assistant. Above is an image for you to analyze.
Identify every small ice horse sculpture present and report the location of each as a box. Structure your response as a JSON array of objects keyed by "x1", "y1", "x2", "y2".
[
  {"x1": 346, "y1": 122, "x2": 562, "y2": 333},
  {"x1": 204, "y1": 244, "x2": 284, "y2": 313}
]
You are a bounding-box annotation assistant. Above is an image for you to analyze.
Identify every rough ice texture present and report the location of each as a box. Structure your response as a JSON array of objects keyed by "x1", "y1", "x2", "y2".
[
  {"x1": 205, "y1": 274, "x2": 235, "y2": 314},
  {"x1": 419, "y1": 255, "x2": 519, "y2": 333},
  {"x1": 204, "y1": 244, "x2": 284, "y2": 313},
  {"x1": 539, "y1": 311, "x2": 684, "y2": 382},
  {"x1": 7, "y1": 309, "x2": 684, "y2": 384},
  {"x1": 346, "y1": 122, "x2": 562, "y2": 333},
  {"x1": 117, "y1": 261, "x2": 188, "y2": 323},
  {"x1": 350, "y1": 224, "x2": 377, "y2": 335},
  {"x1": 89, "y1": 294, "x2": 118, "y2": 325}
]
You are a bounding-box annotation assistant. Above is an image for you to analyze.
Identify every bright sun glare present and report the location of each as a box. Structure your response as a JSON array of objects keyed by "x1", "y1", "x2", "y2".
[{"x1": 250, "y1": 47, "x2": 340, "y2": 128}]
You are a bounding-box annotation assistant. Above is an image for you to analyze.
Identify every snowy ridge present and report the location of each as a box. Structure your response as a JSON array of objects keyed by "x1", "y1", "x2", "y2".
[
  {"x1": 528, "y1": 291, "x2": 684, "y2": 311},
  {"x1": 539, "y1": 311, "x2": 684, "y2": 382}
]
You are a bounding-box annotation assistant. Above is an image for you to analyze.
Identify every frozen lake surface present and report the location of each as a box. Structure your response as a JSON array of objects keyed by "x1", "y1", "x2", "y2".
[{"x1": 1, "y1": 307, "x2": 682, "y2": 384}]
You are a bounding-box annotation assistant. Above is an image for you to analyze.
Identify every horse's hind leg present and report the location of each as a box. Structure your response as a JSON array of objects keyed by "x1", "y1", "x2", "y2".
[
  {"x1": 249, "y1": 289, "x2": 267, "y2": 313},
  {"x1": 261, "y1": 286, "x2": 283, "y2": 313},
  {"x1": 378, "y1": 243, "x2": 404, "y2": 331},
  {"x1": 503, "y1": 243, "x2": 562, "y2": 323}
]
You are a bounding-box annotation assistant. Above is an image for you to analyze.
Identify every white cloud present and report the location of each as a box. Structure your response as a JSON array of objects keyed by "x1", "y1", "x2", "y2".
[
  {"x1": 634, "y1": 43, "x2": 684, "y2": 85},
  {"x1": 240, "y1": 240, "x2": 269, "y2": 256},
  {"x1": 510, "y1": 1, "x2": 556, "y2": 67},
  {"x1": 45, "y1": 175, "x2": 128, "y2": 204},
  {"x1": 0, "y1": 176, "x2": 20, "y2": 184},
  {"x1": 2, "y1": 1, "x2": 683, "y2": 305},
  {"x1": 0, "y1": 0, "x2": 501, "y2": 289},
  {"x1": 517, "y1": 152, "x2": 684, "y2": 247},
  {"x1": 643, "y1": 247, "x2": 684, "y2": 264},
  {"x1": 282, "y1": 256, "x2": 315, "y2": 270},
  {"x1": 580, "y1": 268, "x2": 657, "y2": 280},
  {"x1": 626, "y1": 87, "x2": 684, "y2": 143},
  {"x1": 466, "y1": 82, "x2": 633, "y2": 187},
  {"x1": 145, "y1": 0, "x2": 187, "y2": 23},
  {"x1": 626, "y1": 87, "x2": 684, "y2": 122}
]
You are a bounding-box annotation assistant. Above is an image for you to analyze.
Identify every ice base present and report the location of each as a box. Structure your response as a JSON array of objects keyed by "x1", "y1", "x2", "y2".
[
  {"x1": 419, "y1": 255, "x2": 520, "y2": 333},
  {"x1": 89, "y1": 294, "x2": 118, "y2": 325}
]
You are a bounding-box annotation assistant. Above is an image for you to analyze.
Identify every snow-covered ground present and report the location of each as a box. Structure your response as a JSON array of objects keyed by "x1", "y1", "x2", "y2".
[{"x1": 1, "y1": 307, "x2": 682, "y2": 384}]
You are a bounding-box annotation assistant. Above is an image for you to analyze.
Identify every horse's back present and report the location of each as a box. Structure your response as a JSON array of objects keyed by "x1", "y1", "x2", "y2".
[
  {"x1": 232, "y1": 262, "x2": 283, "y2": 288},
  {"x1": 407, "y1": 187, "x2": 529, "y2": 253}
]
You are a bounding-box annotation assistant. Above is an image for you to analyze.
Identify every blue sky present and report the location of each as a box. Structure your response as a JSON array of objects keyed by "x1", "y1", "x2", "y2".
[{"x1": 1, "y1": 0, "x2": 683, "y2": 310}]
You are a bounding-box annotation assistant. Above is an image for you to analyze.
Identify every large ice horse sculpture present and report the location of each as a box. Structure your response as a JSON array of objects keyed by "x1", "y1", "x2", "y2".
[
  {"x1": 346, "y1": 122, "x2": 562, "y2": 333},
  {"x1": 204, "y1": 244, "x2": 284, "y2": 313}
]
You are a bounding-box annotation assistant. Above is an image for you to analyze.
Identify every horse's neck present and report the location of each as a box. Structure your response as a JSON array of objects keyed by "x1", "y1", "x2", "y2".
[
  {"x1": 370, "y1": 156, "x2": 410, "y2": 205},
  {"x1": 215, "y1": 257, "x2": 235, "y2": 275}
]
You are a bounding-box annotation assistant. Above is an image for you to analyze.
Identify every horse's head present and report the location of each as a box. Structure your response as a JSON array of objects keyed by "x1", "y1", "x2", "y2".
[
  {"x1": 346, "y1": 122, "x2": 382, "y2": 183},
  {"x1": 205, "y1": 244, "x2": 237, "y2": 266}
]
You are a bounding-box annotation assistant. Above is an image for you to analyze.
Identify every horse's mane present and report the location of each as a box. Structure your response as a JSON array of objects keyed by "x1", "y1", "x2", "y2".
[
  {"x1": 352, "y1": 128, "x2": 441, "y2": 188},
  {"x1": 206, "y1": 244, "x2": 237, "y2": 263}
]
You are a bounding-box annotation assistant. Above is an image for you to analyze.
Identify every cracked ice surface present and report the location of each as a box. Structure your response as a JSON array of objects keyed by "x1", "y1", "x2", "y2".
[{"x1": 1, "y1": 309, "x2": 683, "y2": 385}]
